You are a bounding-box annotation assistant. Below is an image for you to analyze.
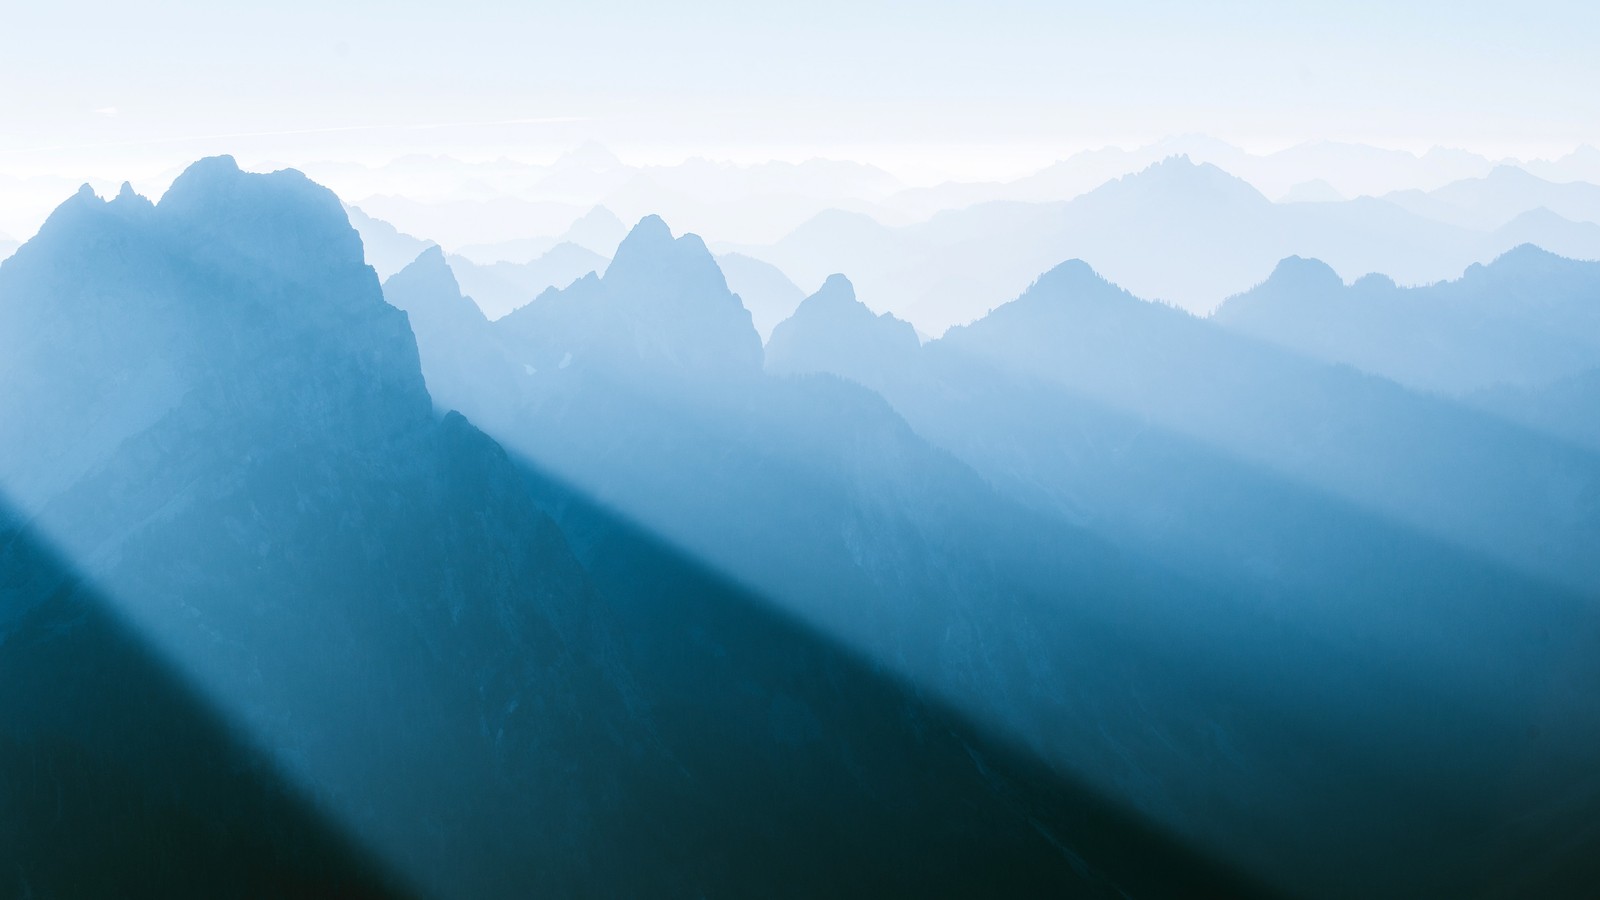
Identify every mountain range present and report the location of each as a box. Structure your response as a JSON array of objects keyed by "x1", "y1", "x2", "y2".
[
  {"x1": 730, "y1": 156, "x2": 1600, "y2": 331},
  {"x1": 2, "y1": 157, "x2": 1598, "y2": 897},
  {"x1": 1, "y1": 158, "x2": 1284, "y2": 898}
]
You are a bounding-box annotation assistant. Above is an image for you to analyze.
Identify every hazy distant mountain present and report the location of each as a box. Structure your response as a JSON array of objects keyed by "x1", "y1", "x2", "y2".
[
  {"x1": 557, "y1": 204, "x2": 627, "y2": 255},
  {"x1": 452, "y1": 234, "x2": 557, "y2": 265},
  {"x1": 381, "y1": 246, "x2": 529, "y2": 428},
  {"x1": 1383, "y1": 165, "x2": 1600, "y2": 230},
  {"x1": 716, "y1": 251, "x2": 807, "y2": 340},
  {"x1": 879, "y1": 138, "x2": 1497, "y2": 222},
  {"x1": 1522, "y1": 144, "x2": 1600, "y2": 186},
  {"x1": 353, "y1": 193, "x2": 588, "y2": 249},
  {"x1": 766, "y1": 273, "x2": 920, "y2": 381},
  {"x1": 1489, "y1": 207, "x2": 1600, "y2": 260},
  {"x1": 0, "y1": 234, "x2": 16, "y2": 261},
  {"x1": 344, "y1": 203, "x2": 436, "y2": 279},
  {"x1": 316, "y1": 148, "x2": 904, "y2": 251},
  {"x1": 497, "y1": 215, "x2": 762, "y2": 377},
  {"x1": 739, "y1": 155, "x2": 1600, "y2": 331},
  {"x1": 446, "y1": 242, "x2": 609, "y2": 320},
  {"x1": 455, "y1": 205, "x2": 630, "y2": 266},
  {"x1": 1279, "y1": 179, "x2": 1345, "y2": 202},
  {"x1": 1214, "y1": 245, "x2": 1600, "y2": 394}
]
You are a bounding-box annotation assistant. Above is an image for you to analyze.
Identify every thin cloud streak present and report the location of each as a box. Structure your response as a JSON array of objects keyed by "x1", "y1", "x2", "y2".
[{"x1": 0, "y1": 116, "x2": 592, "y2": 155}]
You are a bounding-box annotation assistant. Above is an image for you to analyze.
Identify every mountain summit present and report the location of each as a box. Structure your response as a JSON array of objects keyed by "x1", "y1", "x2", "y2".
[
  {"x1": 766, "y1": 274, "x2": 922, "y2": 387},
  {"x1": 496, "y1": 215, "x2": 763, "y2": 378}
]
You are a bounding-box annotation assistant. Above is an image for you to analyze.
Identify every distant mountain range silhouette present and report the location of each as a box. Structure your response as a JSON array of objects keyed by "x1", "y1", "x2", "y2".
[{"x1": 730, "y1": 156, "x2": 1600, "y2": 332}]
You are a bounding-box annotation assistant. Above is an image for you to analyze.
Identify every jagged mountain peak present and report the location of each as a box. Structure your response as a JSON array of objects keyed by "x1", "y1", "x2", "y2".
[
  {"x1": 496, "y1": 214, "x2": 761, "y2": 377},
  {"x1": 604, "y1": 215, "x2": 731, "y2": 298},
  {"x1": 1211, "y1": 257, "x2": 1347, "y2": 323},
  {"x1": 766, "y1": 273, "x2": 920, "y2": 381},
  {"x1": 386, "y1": 244, "x2": 463, "y2": 299}
]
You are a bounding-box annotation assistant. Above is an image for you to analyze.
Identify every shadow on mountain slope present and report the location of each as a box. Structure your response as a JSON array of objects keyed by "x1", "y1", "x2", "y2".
[
  {"x1": 0, "y1": 502, "x2": 407, "y2": 899},
  {"x1": 498, "y1": 450, "x2": 1276, "y2": 899}
]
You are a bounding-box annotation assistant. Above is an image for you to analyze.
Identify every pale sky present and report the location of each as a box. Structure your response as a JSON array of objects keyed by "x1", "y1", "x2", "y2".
[{"x1": 1, "y1": 0, "x2": 1597, "y2": 182}]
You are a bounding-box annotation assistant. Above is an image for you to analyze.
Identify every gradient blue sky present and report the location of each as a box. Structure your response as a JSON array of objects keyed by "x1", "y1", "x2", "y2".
[{"x1": 2, "y1": 0, "x2": 1597, "y2": 178}]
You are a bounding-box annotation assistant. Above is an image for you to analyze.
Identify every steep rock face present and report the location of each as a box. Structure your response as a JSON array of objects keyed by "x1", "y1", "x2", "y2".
[
  {"x1": 382, "y1": 245, "x2": 528, "y2": 431},
  {"x1": 716, "y1": 251, "x2": 806, "y2": 341},
  {"x1": 344, "y1": 203, "x2": 438, "y2": 281}
]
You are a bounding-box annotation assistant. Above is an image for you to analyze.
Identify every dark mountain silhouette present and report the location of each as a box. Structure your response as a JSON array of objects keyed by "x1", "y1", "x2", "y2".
[{"x1": 449, "y1": 205, "x2": 624, "y2": 269}]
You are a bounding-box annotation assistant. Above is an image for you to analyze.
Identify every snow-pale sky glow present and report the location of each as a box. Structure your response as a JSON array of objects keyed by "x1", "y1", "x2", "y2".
[{"x1": 2, "y1": 0, "x2": 1597, "y2": 181}]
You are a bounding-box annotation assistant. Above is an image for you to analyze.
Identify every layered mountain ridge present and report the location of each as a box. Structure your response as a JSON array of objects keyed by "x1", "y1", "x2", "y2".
[{"x1": 3, "y1": 156, "x2": 1598, "y2": 898}]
